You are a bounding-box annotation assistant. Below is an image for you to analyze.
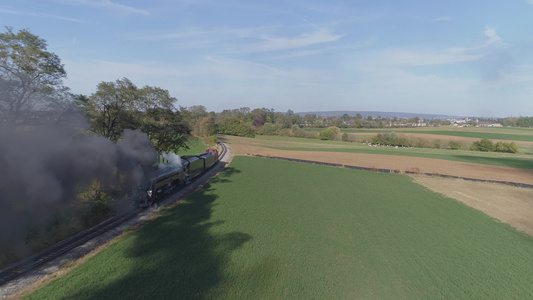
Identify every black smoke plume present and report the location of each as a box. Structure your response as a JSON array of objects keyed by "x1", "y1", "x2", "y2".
[{"x1": 0, "y1": 110, "x2": 156, "y2": 263}]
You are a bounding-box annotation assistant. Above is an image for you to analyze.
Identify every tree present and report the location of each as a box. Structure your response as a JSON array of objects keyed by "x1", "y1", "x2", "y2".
[
  {"x1": 182, "y1": 105, "x2": 208, "y2": 132},
  {"x1": 198, "y1": 115, "x2": 216, "y2": 137},
  {"x1": 217, "y1": 116, "x2": 255, "y2": 137},
  {"x1": 303, "y1": 113, "x2": 316, "y2": 126},
  {"x1": 84, "y1": 78, "x2": 190, "y2": 153},
  {"x1": 86, "y1": 78, "x2": 139, "y2": 142},
  {"x1": 250, "y1": 108, "x2": 266, "y2": 127},
  {"x1": 137, "y1": 107, "x2": 189, "y2": 154},
  {"x1": 0, "y1": 27, "x2": 67, "y2": 124}
]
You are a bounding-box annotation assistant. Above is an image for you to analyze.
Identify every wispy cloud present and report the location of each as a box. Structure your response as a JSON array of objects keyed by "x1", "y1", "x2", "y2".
[
  {"x1": 360, "y1": 27, "x2": 508, "y2": 68},
  {"x1": 67, "y1": 0, "x2": 150, "y2": 16},
  {"x1": 369, "y1": 48, "x2": 481, "y2": 67},
  {"x1": 268, "y1": 40, "x2": 374, "y2": 60},
  {"x1": 434, "y1": 16, "x2": 451, "y2": 22},
  {"x1": 484, "y1": 27, "x2": 501, "y2": 45},
  {"x1": 0, "y1": 7, "x2": 85, "y2": 22},
  {"x1": 245, "y1": 30, "x2": 343, "y2": 53},
  {"x1": 129, "y1": 25, "x2": 275, "y2": 42},
  {"x1": 267, "y1": 48, "x2": 334, "y2": 60},
  {"x1": 135, "y1": 30, "x2": 206, "y2": 41}
]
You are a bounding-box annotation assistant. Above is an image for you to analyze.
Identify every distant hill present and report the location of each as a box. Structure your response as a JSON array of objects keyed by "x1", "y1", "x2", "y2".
[{"x1": 296, "y1": 111, "x2": 462, "y2": 119}]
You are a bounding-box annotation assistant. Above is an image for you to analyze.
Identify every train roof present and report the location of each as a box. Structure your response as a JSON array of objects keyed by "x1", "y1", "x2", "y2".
[
  {"x1": 151, "y1": 164, "x2": 183, "y2": 180},
  {"x1": 182, "y1": 155, "x2": 200, "y2": 162}
]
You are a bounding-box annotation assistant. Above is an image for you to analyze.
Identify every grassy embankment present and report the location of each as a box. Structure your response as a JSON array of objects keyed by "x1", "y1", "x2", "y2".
[
  {"x1": 177, "y1": 136, "x2": 208, "y2": 156},
  {"x1": 27, "y1": 156, "x2": 533, "y2": 299}
]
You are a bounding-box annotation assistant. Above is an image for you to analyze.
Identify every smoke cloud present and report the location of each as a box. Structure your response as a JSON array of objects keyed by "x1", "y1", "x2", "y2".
[
  {"x1": 0, "y1": 111, "x2": 156, "y2": 260},
  {"x1": 160, "y1": 152, "x2": 183, "y2": 169}
]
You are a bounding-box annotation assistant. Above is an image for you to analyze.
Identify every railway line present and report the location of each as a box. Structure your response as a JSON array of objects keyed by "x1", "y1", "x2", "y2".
[{"x1": 0, "y1": 142, "x2": 229, "y2": 296}]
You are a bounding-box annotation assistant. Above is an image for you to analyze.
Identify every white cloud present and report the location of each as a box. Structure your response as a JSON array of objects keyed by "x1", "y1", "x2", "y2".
[
  {"x1": 484, "y1": 27, "x2": 501, "y2": 45},
  {"x1": 245, "y1": 30, "x2": 343, "y2": 53}
]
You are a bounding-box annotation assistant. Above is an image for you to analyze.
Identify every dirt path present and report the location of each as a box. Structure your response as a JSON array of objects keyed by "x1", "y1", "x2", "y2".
[{"x1": 227, "y1": 140, "x2": 533, "y2": 237}]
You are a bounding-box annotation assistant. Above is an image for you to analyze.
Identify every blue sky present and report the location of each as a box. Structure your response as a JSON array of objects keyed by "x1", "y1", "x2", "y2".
[{"x1": 2, "y1": 0, "x2": 533, "y2": 117}]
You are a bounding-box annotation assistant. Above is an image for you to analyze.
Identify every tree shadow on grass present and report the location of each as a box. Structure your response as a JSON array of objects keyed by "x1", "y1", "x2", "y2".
[{"x1": 68, "y1": 167, "x2": 251, "y2": 299}]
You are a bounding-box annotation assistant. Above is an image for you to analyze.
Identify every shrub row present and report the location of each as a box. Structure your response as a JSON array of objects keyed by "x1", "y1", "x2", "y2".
[
  {"x1": 369, "y1": 132, "x2": 466, "y2": 150},
  {"x1": 470, "y1": 138, "x2": 518, "y2": 153}
]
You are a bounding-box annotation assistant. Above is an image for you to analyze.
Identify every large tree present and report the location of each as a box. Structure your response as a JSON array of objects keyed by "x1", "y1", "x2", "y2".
[
  {"x1": 181, "y1": 105, "x2": 208, "y2": 133},
  {"x1": 136, "y1": 86, "x2": 188, "y2": 153},
  {"x1": 0, "y1": 27, "x2": 67, "y2": 124},
  {"x1": 86, "y1": 78, "x2": 139, "y2": 142},
  {"x1": 85, "y1": 78, "x2": 190, "y2": 152}
]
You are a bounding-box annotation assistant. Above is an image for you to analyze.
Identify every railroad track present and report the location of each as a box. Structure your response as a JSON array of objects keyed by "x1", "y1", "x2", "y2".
[
  {"x1": 217, "y1": 141, "x2": 228, "y2": 161},
  {"x1": 0, "y1": 209, "x2": 140, "y2": 286},
  {"x1": 0, "y1": 142, "x2": 229, "y2": 288}
]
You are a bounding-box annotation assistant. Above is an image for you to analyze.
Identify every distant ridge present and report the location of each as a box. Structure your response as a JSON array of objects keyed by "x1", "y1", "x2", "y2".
[{"x1": 296, "y1": 111, "x2": 463, "y2": 119}]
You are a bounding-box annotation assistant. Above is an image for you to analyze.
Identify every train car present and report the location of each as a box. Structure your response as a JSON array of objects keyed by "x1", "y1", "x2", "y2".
[
  {"x1": 197, "y1": 151, "x2": 217, "y2": 170},
  {"x1": 182, "y1": 155, "x2": 204, "y2": 180},
  {"x1": 205, "y1": 148, "x2": 219, "y2": 162}
]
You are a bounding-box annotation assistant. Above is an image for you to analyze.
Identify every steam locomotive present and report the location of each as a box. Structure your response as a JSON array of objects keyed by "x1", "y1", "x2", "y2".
[{"x1": 136, "y1": 149, "x2": 219, "y2": 208}]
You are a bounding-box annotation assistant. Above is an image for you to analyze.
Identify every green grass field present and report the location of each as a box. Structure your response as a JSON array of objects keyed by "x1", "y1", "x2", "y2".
[
  {"x1": 27, "y1": 157, "x2": 533, "y2": 299},
  {"x1": 224, "y1": 135, "x2": 533, "y2": 169},
  {"x1": 305, "y1": 126, "x2": 533, "y2": 140},
  {"x1": 177, "y1": 136, "x2": 208, "y2": 156},
  {"x1": 339, "y1": 129, "x2": 533, "y2": 142},
  {"x1": 274, "y1": 146, "x2": 533, "y2": 169}
]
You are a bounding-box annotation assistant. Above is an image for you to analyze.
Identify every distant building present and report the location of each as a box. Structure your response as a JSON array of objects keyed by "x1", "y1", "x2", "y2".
[{"x1": 477, "y1": 122, "x2": 503, "y2": 127}]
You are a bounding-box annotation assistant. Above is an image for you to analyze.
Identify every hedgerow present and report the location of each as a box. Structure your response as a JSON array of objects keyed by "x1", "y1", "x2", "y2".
[{"x1": 470, "y1": 138, "x2": 518, "y2": 153}]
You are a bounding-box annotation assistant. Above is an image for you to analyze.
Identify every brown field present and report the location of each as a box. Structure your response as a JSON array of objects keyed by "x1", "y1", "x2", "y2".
[{"x1": 224, "y1": 136, "x2": 533, "y2": 237}]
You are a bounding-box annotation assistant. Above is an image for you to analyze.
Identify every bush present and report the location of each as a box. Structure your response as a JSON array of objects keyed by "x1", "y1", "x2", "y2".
[
  {"x1": 470, "y1": 139, "x2": 519, "y2": 153},
  {"x1": 507, "y1": 142, "x2": 519, "y2": 153},
  {"x1": 291, "y1": 125, "x2": 308, "y2": 138},
  {"x1": 278, "y1": 128, "x2": 291, "y2": 136},
  {"x1": 448, "y1": 141, "x2": 463, "y2": 150},
  {"x1": 205, "y1": 135, "x2": 217, "y2": 148},
  {"x1": 370, "y1": 132, "x2": 411, "y2": 147},
  {"x1": 319, "y1": 126, "x2": 340, "y2": 140},
  {"x1": 433, "y1": 139, "x2": 443, "y2": 149},
  {"x1": 79, "y1": 180, "x2": 115, "y2": 226},
  {"x1": 494, "y1": 141, "x2": 519, "y2": 153},
  {"x1": 258, "y1": 123, "x2": 280, "y2": 135},
  {"x1": 341, "y1": 132, "x2": 349, "y2": 142},
  {"x1": 470, "y1": 138, "x2": 494, "y2": 152}
]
